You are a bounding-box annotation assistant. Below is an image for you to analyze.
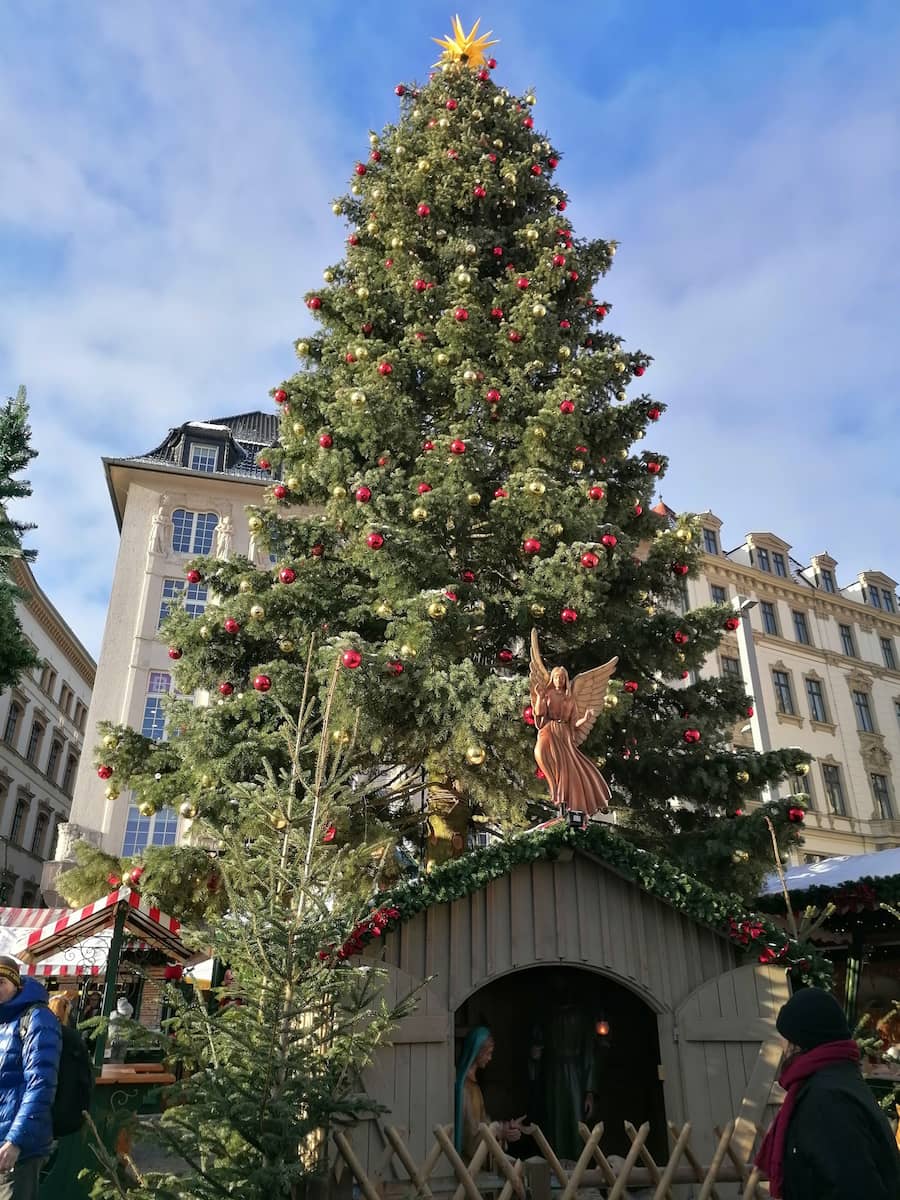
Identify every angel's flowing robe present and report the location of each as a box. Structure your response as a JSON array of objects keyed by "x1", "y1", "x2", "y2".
[{"x1": 534, "y1": 688, "x2": 611, "y2": 815}]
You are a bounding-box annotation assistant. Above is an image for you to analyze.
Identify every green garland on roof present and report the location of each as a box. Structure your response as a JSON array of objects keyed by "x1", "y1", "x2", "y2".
[{"x1": 343, "y1": 821, "x2": 831, "y2": 986}]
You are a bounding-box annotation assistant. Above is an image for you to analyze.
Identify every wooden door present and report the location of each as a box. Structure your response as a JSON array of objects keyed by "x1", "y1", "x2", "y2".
[{"x1": 674, "y1": 962, "x2": 788, "y2": 1160}]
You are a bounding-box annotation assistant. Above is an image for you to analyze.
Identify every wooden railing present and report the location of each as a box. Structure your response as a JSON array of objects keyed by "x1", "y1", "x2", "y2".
[{"x1": 331, "y1": 1119, "x2": 769, "y2": 1200}]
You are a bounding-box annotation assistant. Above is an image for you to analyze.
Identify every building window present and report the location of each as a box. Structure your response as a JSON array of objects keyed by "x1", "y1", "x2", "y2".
[
  {"x1": 703, "y1": 528, "x2": 719, "y2": 555},
  {"x1": 61, "y1": 754, "x2": 78, "y2": 795},
  {"x1": 188, "y1": 443, "x2": 219, "y2": 473},
  {"x1": 158, "y1": 578, "x2": 208, "y2": 628},
  {"x1": 895, "y1": 699, "x2": 900, "y2": 728},
  {"x1": 73, "y1": 701, "x2": 87, "y2": 732},
  {"x1": 58, "y1": 684, "x2": 73, "y2": 718},
  {"x1": 9, "y1": 798, "x2": 29, "y2": 845},
  {"x1": 852, "y1": 690, "x2": 875, "y2": 733},
  {"x1": 772, "y1": 670, "x2": 795, "y2": 715},
  {"x1": 711, "y1": 584, "x2": 727, "y2": 606},
  {"x1": 820, "y1": 569, "x2": 836, "y2": 593},
  {"x1": 792, "y1": 611, "x2": 811, "y2": 646},
  {"x1": 760, "y1": 601, "x2": 779, "y2": 636},
  {"x1": 756, "y1": 548, "x2": 771, "y2": 573},
  {"x1": 152, "y1": 807, "x2": 178, "y2": 847},
  {"x1": 806, "y1": 678, "x2": 828, "y2": 724},
  {"x1": 871, "y1": 773, "x2": 894, "y2": 820},
  {"x1": 19, "y1": 888, "x2": 37, "y2": 909},
  {"x1": 773, "y1": 552, "x2": 788, "y2": 578},
  {"x1": 46, "y1": 739, "x2": 63, "y2": 784},
  {"x1": 3, "y1": 702, "x2": 22, "y2": 747},
  {"x1": 721, "y1": 656, "x2": 742, "y2": 681},
  {"x1": 839, "y1": 624, "x2": 856, "y2": 657},
  {"x1": 882, "y1": 589, "x2": 896, "y2": 613},
  {"x1": 881, "y1": 637, "x2": 897, "y2": 670},
  {"x1": 821, "y1": 764, "x2": 846, "y2": 816},
  {"x1": 40, "y1": 665, "x2": 57, "y2": 696},
  {"x1": 122, "y1": 806, "x2": 152, "y2": 858},
  {"x1": 171, "y1": 509, "x2": 218, "y2": 555},
  {"x1": 868, "y1": 585, "x2": 882, "y2": 609},
  {"x1": 30, "y1": 812, "x2": 49, "y2": 857},
  {"x1": 141, "y1": 672, "x2": 172, "y2": 741},
  {"x1": 25, "y1": 721, "x2": 45, "y2": 765}
]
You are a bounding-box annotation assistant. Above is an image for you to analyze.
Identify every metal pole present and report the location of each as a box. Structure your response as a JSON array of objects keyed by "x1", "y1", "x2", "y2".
[{"x1": 93, "y1": 902, "x2": 128, "y2": 1070}]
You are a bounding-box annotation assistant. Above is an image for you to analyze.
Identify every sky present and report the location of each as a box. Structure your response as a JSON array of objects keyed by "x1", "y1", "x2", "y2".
[{"x1": 2, "y1": 0, "x2": 899, "y2": 658}]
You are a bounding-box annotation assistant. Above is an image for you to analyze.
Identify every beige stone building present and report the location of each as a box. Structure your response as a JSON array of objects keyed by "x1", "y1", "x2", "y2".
[
  {"x1": 681, "y1": 510, "x2": 900, "y2": 862},
  {"x1": 0, "y1": 557, "x2": 95, "y2": 905},
  {"x1": 44, "y1": 412, "x2": 276, "y2": 895}
]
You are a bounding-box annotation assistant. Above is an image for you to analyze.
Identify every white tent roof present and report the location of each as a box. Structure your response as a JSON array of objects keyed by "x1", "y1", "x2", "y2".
[{"x1": 760, "y1": 847, "x2": 900, "y2": 896}]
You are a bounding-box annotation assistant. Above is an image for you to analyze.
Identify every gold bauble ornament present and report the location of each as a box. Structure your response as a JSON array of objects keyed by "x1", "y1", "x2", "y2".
[
  {"x1": 323, "y1": 269, "x2": 334, "y2": 282},
  {"x1": 676, "y1": 652, "x2": 685, "y2": 663},
  {"x1": 525, "y1": 93, "x2": 536, "y2": 104},
  {"x1": 467, "y1": 492, "x2": 481, "y2": 506},
  {"x1": 438, "y1": 117, "x2": 450, "y2": 129},
  {"x1": 366, "y1": 221, "x2": 377, "y2": 235},
  {"x1": 795, "y1": 762, "x2": 811, "y2": 777},
  {"x1": 286, "y1": 477, "x2": 299, "y2": 490},
  {"x1": 617, "y1": 389, "x2": 627, "y2": 402},
  {"x1": 331, "y1": 202, "x2": 342, "y2": 215},
  {"x1": 292, "y1": 420, "x2": 305, "y2": 435},
  {"x1": 736, "y1": 770, "x2": 750, "y2": 784},
  {"x1": 463, "y1": 369, "x2": 477, "y2": 383},
  {"x1": 375, "y1": 601, "x2": 393, "y2": 618},
  {"x1": 525, "y1": 228, "x2": 539, "y2": 241},
  {"x1": 530, "y1": 603, "x2": 545, "y2": 617},
  {"x1": 466, "y1": 745, "x2": 486, "y2": 765},
  {"x1": 456, "y1": 270, "x2": 471, "y2": 285},
  {"x1": 428, "y1": 601, "x2": 447, "y2": 620},
  {"x1": 571, "y1": 459, "x2": 585, "y2": 472},
  {"x1": 104, "y1": 786, "x2": 119, "y2": 801},
  {"x1": 471, "y1": 109, "x2": 482, "y2": 121},
  {"x1": 675, "y1": 528, "x2": 692, "y2": 543},
  {"x1": 391, "y1": 236, "x2": 404, "y2": 249},
  {"x1": 412, "y1": 507, "x2": 429, "y2": 522},
  {"x1": 645, "y1": 606, "x2": 655, "y2": 616},
  {"x1": 417, "y1": 158, "x2": 431, "y2": 172},
  {"x1": 248, "y1": 516, "x2": 263, "y2": 532},
  {"x1": 138, "y1": 801, "x2": 154, "y2": 817},
  {"x1": 356, "y1": 286, "x2": 369, "y2": 299},
  {"x1": 604, "y1": 694, "x2": 619, "y2": 710},
  {"x1": 465, "y1": 242, "x2": 477, "y2": 255},
  {"x1": 435, "y1": 352, "x2": 449, "y2": 366},
  {"x1": 493, "y1": 95, "x2": 504, "y2": 107},
  {"x1": 250, "y1": 604, "x2": 265, "y2": 621},
  {"x1": 527, "y1": 481, "x2": 546, "y2": 496},
  {"x1": 371, "y1": 188, "x2": 382, "y2": 202},
  {"x1": 355, "y1": 345, "x2": 369, "y2": 360},
  {"x1": 368, "y1": 132, "x2": 378, "y2": 145},
  {"x1": 200, "y1": 774, "x2": 212, "y2": 788},
  {"x1": 595, "y1": 756, "x2": 606, "y2": 769},
  {"x1": 103, "y1": 734, "x2": 117, "y2": 750},
  {"x1": 532, "y1": 303, "x2": 547, "y2": 317},
  {"x1": 180, "y1": 801, "x2": 198, "y2": 819},
  {"x1": 296, "y1": 341, "x2": 310, "y2": 356},
  {"x1": 549, "y1": 523, "x2": 564, "y2": 536},
  {"x1": 399, "y1": 643, "x2": 417, "y2": 658},
  {"x1": 493, "y1": 138, "x2": 503, "y2": 148},
  {"x1": 278, "y1": 638, "x2": 295, "y2": 653},
  {"x1": 436, "y1": 228, "x2": 448, "y2": 239},
  {"x1": 394, "y1": 145, "x2": 405, "y2": 158},
  {"x1": 350, "y1": 389, "x2": 366, "y2": 407},
  {"x1": 609, "y1": 245, "x2": 617, "y2": 256},
  {"x1": 199, "y1": 624, "x2": 211, "y2": 640},
  {"x1": 531, "y1": 426, "x2": 547, "y2": 439},
  {"x1": 732, "y1": 850, "x2": 750, "y2": 864},
  {"x1": 558, "y1": 346, "x2": 571, "y2": 360},
  {"x1": 619, "y1": 449, "x2": 629, "y2": 460},
  {"x1": 571, "y1": 367, "x2": 582, "y2": 378},
  {"x1": 332, "y1": 729, "x2": 350, "y2": 745},
  {"x1": 332, "y1": 485, "x2": 347, "y2": 499},
  {"x1": 351, "y1": 183, "x2": 362, "y2": 196}
]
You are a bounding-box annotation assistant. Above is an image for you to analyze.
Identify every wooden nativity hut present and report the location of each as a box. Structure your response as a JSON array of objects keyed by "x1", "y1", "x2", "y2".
[{"x1": 348, "y1": 822, "x2": 823, "y2": 1176}]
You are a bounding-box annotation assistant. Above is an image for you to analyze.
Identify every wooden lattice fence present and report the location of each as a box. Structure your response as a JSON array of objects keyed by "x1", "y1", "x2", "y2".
[{"x1": 331, "y1": 1119, "x2": 769, "y2": 1200}]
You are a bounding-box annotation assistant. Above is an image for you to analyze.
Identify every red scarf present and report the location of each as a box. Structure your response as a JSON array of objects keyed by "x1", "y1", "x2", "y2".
[{"x1": 755, "y1": 1039, "x2": 859, "y2": 1198}]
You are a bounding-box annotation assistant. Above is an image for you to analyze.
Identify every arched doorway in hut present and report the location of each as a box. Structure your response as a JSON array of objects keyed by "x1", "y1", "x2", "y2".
[{"x1": 455, "y1": 965, "x2": 667, "y2": 1162}]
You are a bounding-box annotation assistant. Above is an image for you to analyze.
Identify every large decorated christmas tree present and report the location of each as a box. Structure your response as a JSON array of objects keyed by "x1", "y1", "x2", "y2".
[{"x1": 76, "y1": 19, "x2": 809, "y2": 909}]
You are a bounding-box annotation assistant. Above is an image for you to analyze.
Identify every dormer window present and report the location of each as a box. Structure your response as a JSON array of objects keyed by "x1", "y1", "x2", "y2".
[
  {"x1": 819, "y1": 569, "x2": 836, "y2": 593},
  {"x1": 702, "y1": 528, "x2": 719, "y2": 555},
  {"x1": 189, "y1": 442, "x2": 219, "y2": 473},
  {"x1": 868, "y1": 585, "x2": 882, "y2": 610},
  {"x1": 773, "y1": 552, "x2": 787, "y2": 578},
  {"x1": 756, "y1": 548, "x2": 771, "y2": 572},
  {"x1": 882, "y1": 589, "x2": 896, "y2": 613}
]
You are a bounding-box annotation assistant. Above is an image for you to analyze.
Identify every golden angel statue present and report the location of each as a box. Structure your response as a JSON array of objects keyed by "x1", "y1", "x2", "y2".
[{"x1": 529, "y1": 629, "x2": 618, "y2": 817}]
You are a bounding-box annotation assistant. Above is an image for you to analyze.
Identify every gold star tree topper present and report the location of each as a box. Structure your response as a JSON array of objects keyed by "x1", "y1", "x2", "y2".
[{"x1": 433, "y1": 15, "x2": 498, "y2": 69}]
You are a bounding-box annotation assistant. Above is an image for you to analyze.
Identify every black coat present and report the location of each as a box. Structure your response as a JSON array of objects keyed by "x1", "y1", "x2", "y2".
[{"x1": 782, "y1": 1061, "x2": 900, "y2": 1200}]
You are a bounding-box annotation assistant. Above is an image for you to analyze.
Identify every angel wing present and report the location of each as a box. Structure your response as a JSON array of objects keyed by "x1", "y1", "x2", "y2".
[
  {"x1": 571, "y1": 657, "x2": 619, "y2": 747},
  {"x1": 529, "y1": 628, "x2": 551, "y2": 709}
]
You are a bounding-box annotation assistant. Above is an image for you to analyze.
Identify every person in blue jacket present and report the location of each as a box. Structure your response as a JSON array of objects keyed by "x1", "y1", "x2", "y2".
[{"x1": 0, "y1": 956, "x2": 61, "y2": 1200}]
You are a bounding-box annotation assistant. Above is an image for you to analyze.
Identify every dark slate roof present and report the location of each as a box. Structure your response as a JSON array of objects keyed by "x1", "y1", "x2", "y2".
[{"x1": 120, "y1": 411, "x2": 278, "y2": 481}]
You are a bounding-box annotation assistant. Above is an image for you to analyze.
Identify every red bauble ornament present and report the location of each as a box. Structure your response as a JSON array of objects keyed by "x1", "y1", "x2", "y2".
[
  {"x1": 523, "y1": 704, "x2": 535, "y2": 726},
  {"x1": 273, "y1": 389, "x2": 287, "y2": 406},
  {"x1": 218, "y1": 681, "x2": 234, "y2": 696},
  {"x1": 523, "y1": 538, "x2": 541, "y2": 555},
  {"x1": 361, "y1": 322, "x2": 373, "y2": 335},
  {"x1": 366, "y1": 532, "x2": 384, "y2": 550},
  {"x1": 486, "y1": 388, "x2": 501, "y2": 404},
  {"x1": 559, "y1": 399, "x2": 575, "y2": 413},
  {"x1": 497, "y1": 649, "x2": 514, "y2": 664},
  {"x1": 377, "y1": 361, "x2": 393, "y2": 375},
  {"x1": 493, "y1": 246, "x2": 504, "y2": 257},
  {"x1": 683, "y1": 728, "x2": 701, "y2": 744},
  {"x1": 384, "y1": 258, "x2": 394, "y2": 269},
  {"x1": 788, "y1": 806, "x2": 805, "y2": 824},
  {"x1": 422, "y1": 440, "x2": 436, "y2": 452},
  {"x1": 724, "y1": 616, "x2": 740, "y2": 631},
  {"x1": 258, "y1": 458, "x2": 271, "y2": 471},
  {"x1": 348, "y1": 234, "x2": 359, "y2": 246},
  {"x1": 273, "y1": 483, "x2": 290, "y2": 501},
  {"x1": 186, "y1": 569, "x2": 202, "y2": 584},
  {"x1": 561, "y1": 607, "x2": 579, "y2": 624},
  {"x1": 648, "y1": 406, "x2": 662, "y2": 421},
  {"x1": 575, "y1": 445, "x2": 587, "y2": 454},
  {"x1": 253, "y1": 674, "x2": 272, "y2": 692},
  {"x1": 307, "y1": 297, "x2": 322, "y2": 310},
  {"x1": 318, "y1": 433, "x2": 333, "y2": 449},
  {"x1": 224, "y1": 618, "x2": 240, "y2": 635},
  {"x1": 672, "y1": 563, "x2": 689, "y2": 576},
  {"x1": 523, "y1": 116, "x2": 534, "y2": 129},
  {"x1": 674, "y1": 630, "x2": 689, "y2": 645},
  {"x1": 278, "y1": 567, "x2": 297, "y2": 584},
  {"x1": 445, "y1": 590, "x2": 458, "y2": 602},
  {"x1": 559, "y1": 319, "x2": 570, "y2": 330},
  {"x1": 445, "y1": 98, "x2": 458, "y2": 110},
  {"x1": 460, "y1": 569, "x2": 476, "y2": 583},
  {"x1": 378, "y1": 456, "x2": 389, "y2": 467},
  {"x1": 601, "y1": 534, "x2": 618, "y2": 548},
  {"x1": 494, "y1": 487, "x2": 508, "y2": 499},
  {"x1": 387, "y1": 660, "x2": 404, "y2": 676},
  {"x1": 473, "y1": 185, "x2": 487, "y2": 199},
  {"x1": 370, "y1": 149, "x2": 382, "y2": 163},
  {"x1": 341, "y1": 649, "x2": 362, "y2": 670},
  {"x1": 416, "y1": 203, "x2": 431, "y2": 217},
  {"x1": 395, "y1": 84, "x2": 406, "y2": 96},
  {"x1": 746, "y1": 705, "x2": 755, "y2": 717},
  {"x1": 487, "y1": 56, "x2": 497, "y2": 68},
  {"x1": 536, "y1": 768, "x2": 546, "y2": 780},
  {"x1": 508, "y1": 330, "x2": 523, "y2": 343},
  {"x1": 491, "y1": 307, "x2": 504, "y2": 320},
  {"x1": 417, "y1": 482, "x2": 432, "y2": 494},
  {"x1": 107, "y1": 875, "x2": 121, "y2": 888},
  {"x1": 624, "y1": 681, "x2": 638, "y2": 694},
  {"x1": 354, "y1": 163, "x2": 366, "y2": 176},
  {"x1": 414, "y1": 278, "x2": 428, "y2": 292},
  {"x1": 581, "y1": 551, "x2": 600, "y2": 569},
  {"x1": 449, "y1": 439, "x2": 466, "y2": 455},
  {"x1": 128, "y1": 866, "x2": 145, "y2": 886},
  {"x1": 589, "y1": 486, "x2": 605, "y2": 501},
  {"x1": 515, "y1": 276, "x2": 530, "y2": 290},
  {"x1": 530, "y1": 164, "x2": 542, "y2": 176},
  {"x1": 97, "y1": 765, "x2": 113, "y2": 780},
  {"x1": 168, "y1": 647, "x2": 183, "y2": 660},
  {"x1": 647, "y1": 461, "x2": 662, "y2": 475},
  {"x1": 354, "y1": 486, "x2": 372, "y2": 504},
  {"x1": 634, "y1": 365, "x2": 646, "y2": 377},
  {"x1": 595, "y1": 306, "x2": 607, "y2": 319},
  {"x1": 454, "y1": 307, "x2": 469, "y2": 322},
  {"x1": 681, "y1": 670, "x2": 689, "y2": 680},
  {"x1": 311, "y1": 544, "x2": 324, "y2": 557},
  {"x1": 548, "y1": 156, "x2": 559, "y2": 168}
]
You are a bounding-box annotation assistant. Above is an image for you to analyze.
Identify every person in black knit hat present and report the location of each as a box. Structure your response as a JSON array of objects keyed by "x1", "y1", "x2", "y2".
[{"x1": 755, "y1": 986, "x2": 900, "y2": 1199}]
